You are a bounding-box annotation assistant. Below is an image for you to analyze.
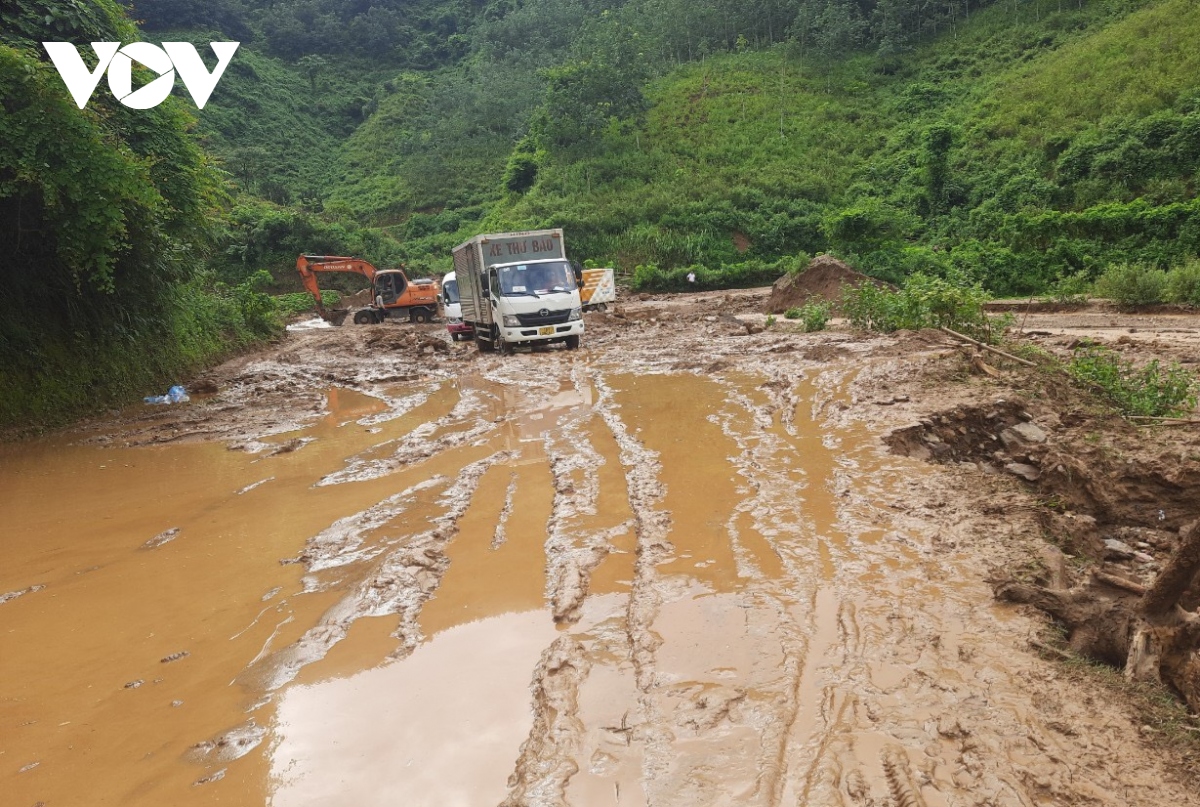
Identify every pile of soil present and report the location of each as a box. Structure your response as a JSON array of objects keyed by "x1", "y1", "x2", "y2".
[
  {"x1": 337, "y1": 288, "x2": 375, "y2": 309},
  {"x1": 766, "y1": 255, "x2": 877, "y2": 314}
]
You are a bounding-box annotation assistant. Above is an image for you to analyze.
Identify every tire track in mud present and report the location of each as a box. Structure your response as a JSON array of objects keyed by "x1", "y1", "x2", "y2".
[
  {"x1": 501, "y1": 367, "x2": 677, "y2": 805},
  {"x1": 238, "y1": 450, "x2": 513, "y2": 692},
  {"x1": 503, "y1": 636, "x2": 593, "y2": 807},
  {"x1": 711, "y1": 370, "x2": 851, "y2": 807},
  {"x1": 316, "y1": 386, "x2": 494, "y2": 486},
  {"x1": 540, "y1": 367, "x2": 626, "y2": 625},
  {"x1": 496, "y1": 363, "x2": 865, "y2": 807}
]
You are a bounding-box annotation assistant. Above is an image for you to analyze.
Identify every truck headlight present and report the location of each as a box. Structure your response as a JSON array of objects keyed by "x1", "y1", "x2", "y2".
[
  {"x1": 502, "y1": 315, "x2": 521, "y2": 327},
  {"x1": 568, "y1": 307, "x2": 582, "y2": 321}
]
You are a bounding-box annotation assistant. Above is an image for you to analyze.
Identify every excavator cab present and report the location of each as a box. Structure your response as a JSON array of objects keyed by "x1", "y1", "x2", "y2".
[{"x1": 374, "y1": 271, "x2": 407, "y2": 306}]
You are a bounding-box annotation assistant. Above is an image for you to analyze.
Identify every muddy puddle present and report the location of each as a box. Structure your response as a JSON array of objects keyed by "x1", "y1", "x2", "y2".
[{"x1": 2, "y1": 354, "x2": 1187, "y2": 807}]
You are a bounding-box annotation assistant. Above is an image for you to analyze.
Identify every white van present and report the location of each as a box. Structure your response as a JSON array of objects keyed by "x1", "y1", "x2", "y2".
[{"x1": 440, "y1": 271, "x2": 473, "y2": 341}]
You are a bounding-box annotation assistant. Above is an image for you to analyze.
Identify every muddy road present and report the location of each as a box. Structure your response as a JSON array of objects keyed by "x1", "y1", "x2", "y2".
[{"x1": 3, "y1": 293, "x2": 1198, "y2": 806}]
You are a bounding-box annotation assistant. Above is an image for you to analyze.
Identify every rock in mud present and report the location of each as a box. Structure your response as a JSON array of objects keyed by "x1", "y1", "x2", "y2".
[
  {"x1": 142, "y1": 527, "x2": 180, "y2": 549},
  {"x1": 1005, "y1": 462, "x2": 1042, "y2": 482},
  {"x1": 1000, "y1": 421, "x2": 1048, "y2": 449},
  {"x1": 188, "y1": 721, "x2": 267, "y2": 763},
  {"x1": 1104, "y1": 539, "x2": 1137, "y2": 560}
]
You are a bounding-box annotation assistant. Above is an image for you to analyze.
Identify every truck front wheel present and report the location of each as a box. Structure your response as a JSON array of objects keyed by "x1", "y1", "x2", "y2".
[
  {"x1": 565, "y1": 335, "x2": 581, "y2": 350},
  {"x1": 476, "y1": 334, "x2": 495, "y2": 353}
]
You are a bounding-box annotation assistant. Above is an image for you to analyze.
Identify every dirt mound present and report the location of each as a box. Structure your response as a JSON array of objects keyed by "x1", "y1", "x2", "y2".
[
  {"x1": 766, "y1": 255, "x2": 877, "y2": 314},
  {"x1": 337, "y1": 288, "x2": 375, "y2": 309}
]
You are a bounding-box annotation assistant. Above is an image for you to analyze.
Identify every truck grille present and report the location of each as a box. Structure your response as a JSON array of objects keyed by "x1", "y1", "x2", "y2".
[{"x1": 516, "y1": 309, "x2": 571, "y2": 326}]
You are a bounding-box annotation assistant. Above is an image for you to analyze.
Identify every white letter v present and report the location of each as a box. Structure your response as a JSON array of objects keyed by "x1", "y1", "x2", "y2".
[
  {"x1": 164, "y1": 42, "x2": 239, "y2": 109},
  {"x1": 43, "y1": 42, "x2": 120, "y2": 108}
]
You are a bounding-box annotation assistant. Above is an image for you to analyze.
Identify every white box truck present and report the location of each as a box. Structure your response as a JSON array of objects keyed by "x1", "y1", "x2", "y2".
[{"x1": 452, "y1": 229, "x2": 584, "y2": 353}]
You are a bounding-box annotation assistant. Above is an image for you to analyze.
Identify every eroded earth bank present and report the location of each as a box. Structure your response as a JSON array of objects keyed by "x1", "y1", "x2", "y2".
[{"x1": 3, "y1": 293, "x2": 1199, "y2": 807}]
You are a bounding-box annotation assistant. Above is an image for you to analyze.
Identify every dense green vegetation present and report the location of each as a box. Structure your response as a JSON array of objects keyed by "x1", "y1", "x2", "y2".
[
  {"x1": 162, "y1": 0, "x2": 1200, "y2": 300},
  {"x1": 0, "y1": 0, "x2": 278, "y2": 430},
  {"x1": 5, "y1": 0, "x2": 1200, "y2": 426},
  {"x1": 488, "y1": 0, "x2": 1200, "y2": 294}
]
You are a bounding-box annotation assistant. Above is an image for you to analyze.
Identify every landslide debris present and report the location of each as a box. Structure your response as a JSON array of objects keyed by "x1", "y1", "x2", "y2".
[
  {"x1": 766, "y1": 254, "x2": 882, "y2": 314},
  {"x1": 883, "y1": 359, "x2": 1200, "y2": 720}
]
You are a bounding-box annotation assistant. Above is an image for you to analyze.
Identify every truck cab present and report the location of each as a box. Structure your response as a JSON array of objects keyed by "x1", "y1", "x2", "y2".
[{"x1": 478, "y1": 259, "x2": 582, "y2": 351}]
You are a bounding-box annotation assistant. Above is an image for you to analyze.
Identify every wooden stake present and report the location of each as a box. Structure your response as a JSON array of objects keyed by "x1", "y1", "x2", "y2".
[
  {"x1": 1093, "y1": 570, "x2": 1148, "y2": 596},
  {"x1": 939, "y1": 327, "x2": 1038, "y2": 367}
]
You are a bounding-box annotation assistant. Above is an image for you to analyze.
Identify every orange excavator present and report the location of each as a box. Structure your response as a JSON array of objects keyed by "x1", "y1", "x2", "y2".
[{"x1": 296, "y1": 254, "x2": 439, "y2": 325}]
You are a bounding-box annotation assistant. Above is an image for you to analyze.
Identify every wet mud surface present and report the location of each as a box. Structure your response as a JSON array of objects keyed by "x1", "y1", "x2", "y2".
[{"x1": 3, "y1": 292, "x2": 1199, "y2": 806}]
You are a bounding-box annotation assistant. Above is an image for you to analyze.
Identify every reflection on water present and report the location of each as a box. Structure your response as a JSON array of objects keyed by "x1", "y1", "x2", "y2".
[{"x1": 269, "y1": 610, "x2": 557, "y2": 807}]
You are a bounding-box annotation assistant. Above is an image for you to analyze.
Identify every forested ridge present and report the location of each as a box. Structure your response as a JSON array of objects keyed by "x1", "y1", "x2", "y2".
[{"x1": 2, "y1": 0, "x2": 1199, "y2": 426}]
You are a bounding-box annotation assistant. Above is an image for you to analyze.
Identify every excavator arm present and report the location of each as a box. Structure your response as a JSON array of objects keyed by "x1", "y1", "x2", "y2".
[{"x1": 295, "y1": 255, "x2": 379, "y2": 320}]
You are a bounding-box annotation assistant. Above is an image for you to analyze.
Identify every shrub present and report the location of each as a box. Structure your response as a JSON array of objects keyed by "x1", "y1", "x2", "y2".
[
  {"x1": 1044, "y1": 270, "x2": 1093, "y2": 305},
  {"x1": 784, "y1": 252, "x2": 814, "y2": 276},
  {"x1": 1068, "y1": 346, "x2": 1199, "y2": 417},
  {"x1": 841, "y1": 273, "x2": 1003, "y2": 343},
  {"x1": 274, "y1": 290, "x2": 341, "y2": 316},
  {"x1": 785, "y1": 300, "x2": 831, "y2": 332},
  {"x1": 1165, "y1": 260, "x2": 1200, "y2": 306},
  {"x1": 1095, "y1": 263, "x2": 1168, "y2": 306}
]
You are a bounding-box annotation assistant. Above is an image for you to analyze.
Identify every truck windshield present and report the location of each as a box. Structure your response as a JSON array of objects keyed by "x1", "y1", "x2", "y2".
[
  {"x1": 443, "y1": 279, "x2": 459, "y2": 304},
  {"x1": 497, "y1": 261, "x2": 577, "y2": 297}
]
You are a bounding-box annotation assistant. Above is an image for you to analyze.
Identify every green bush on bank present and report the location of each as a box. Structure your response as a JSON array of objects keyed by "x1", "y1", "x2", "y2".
[
  {"x1": 0, "y1": 273, "x2": 283, "y2": 431},
  {"x1": 1068, "y1": 346, "x2": 1199, "y2": 418},
  {"x1": 784, "y1": 301, "x2": 832, "y2": 332},
  {"x1": 1094, "y1": 260, "x2": 1200, "y2": 307},
  {"x1": 1095, "y1": 263, "x2": 1169, "y2": 306},
  {"x1": 1165, "y1": 260, "x2": 1200, "y2": 306},
  {"x1": 841, "y1": 273, "x2": 1003, "y2": 343},
  {"x1": 1044, "y1": 271, "x2": 1093, "y2": 305}
]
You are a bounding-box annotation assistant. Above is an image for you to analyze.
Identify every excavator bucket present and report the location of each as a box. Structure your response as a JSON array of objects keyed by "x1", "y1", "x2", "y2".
[{"x1": 326, "y1": 309, "x2": 351, "y2": 326}]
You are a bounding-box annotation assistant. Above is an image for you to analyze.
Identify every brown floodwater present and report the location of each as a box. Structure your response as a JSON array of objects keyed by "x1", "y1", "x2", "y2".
[{"x1": 1, "y1": 360, "x2": 1072, "y2": 807}]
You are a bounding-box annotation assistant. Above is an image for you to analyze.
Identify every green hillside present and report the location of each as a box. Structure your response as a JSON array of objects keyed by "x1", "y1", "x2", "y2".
[
  {"x1": 5, "y1": 0, "x2": 1200, "y2": 424},
  {"x1": 485, "y1": 0, "x2": 1200, "y2": 292},
  {"x1": 175, "y1": 0, "x2": 1200, "y2": 295}
]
